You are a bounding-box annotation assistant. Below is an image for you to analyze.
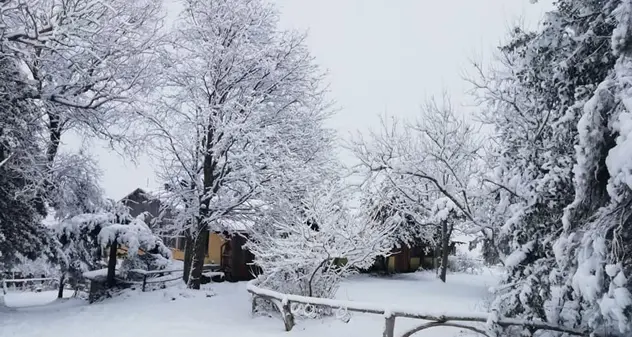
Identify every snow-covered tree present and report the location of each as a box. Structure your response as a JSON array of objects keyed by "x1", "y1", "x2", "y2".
[
  {"x1": 0, "y1": 0, "x2": 164, "y2": 224},
  {"x1": 0, "y1": 0, "x2": 166, "y2": 282},
  {"x1": 429, "y1": 197, "x2": 466, "y2": 282},
  {"x1": 351, "y1": 96, "x2": 483, "y2": 282},
  {"x1": 55, "y1": 201, "x2": 171, "y2": 292},
  {"x1": 247, "y1": 183, "x2": 395, "y2": 309},
  {"x1": 0, "y1": 56, "x2": 57, "y2": 270},
  {"x1": 472, "y1": 1, "x2": 632, "y2": 335},
  {"x1": 48, "y1": 150, "x2": 104, "y2": 219},
  {"x1": 0, "y1": 0, "x2": 162, "y2": 110},
  {"x1": 359, "y1": 181, "x2": 435, "y2": 273},
  {"x1": 145, "y1": 0, "x2": 334, "y2": 289}
]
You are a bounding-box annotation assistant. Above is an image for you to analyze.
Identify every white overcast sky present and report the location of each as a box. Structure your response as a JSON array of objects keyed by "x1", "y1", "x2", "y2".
[{"x1": 67, "y1": 0, "x2": 553, "y2": 200}]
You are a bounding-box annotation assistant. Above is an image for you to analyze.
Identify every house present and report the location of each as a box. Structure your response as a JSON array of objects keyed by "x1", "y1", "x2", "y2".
[
  {"x1": 163, "y1": 226, "x2": 258, "y2": 282},
  {"x1": 120, "y1": 188, "x2": 162, "y2": 228},
  {"x1": 368, "y1": 239, "x2": 465, "y2": 274},
  {"x1": 119, "y1": 188, "x2": 257, "y2": 282}
]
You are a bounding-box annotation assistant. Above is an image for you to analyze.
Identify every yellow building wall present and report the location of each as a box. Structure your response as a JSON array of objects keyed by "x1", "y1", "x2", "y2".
[
  {"x1": 208, "y1": 233, "x2": 224, "y2": 264},
  {"x1": 170, "y1": 233, "x2": 226, "y2": 265},
  {"x1": 171, "y1": 248, "x2": 185, "y2": 261},
  {"x1": 410, "y1": 257, "x2": 421, "y2": 271},
  {"x1": 387, "y1": 256, "x2": 395, "y2": 273}
]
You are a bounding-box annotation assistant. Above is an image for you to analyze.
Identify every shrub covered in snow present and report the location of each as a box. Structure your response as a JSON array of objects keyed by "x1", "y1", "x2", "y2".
[
  {"x1": 247, "y1": 185, "x2": 395, "y2": 317},
  {"x1": 54, "y1": 200, "x2": 171, "y2": 293},
  {"x1": 448, "y1": 252, "x2": 484, "y2": 275}
]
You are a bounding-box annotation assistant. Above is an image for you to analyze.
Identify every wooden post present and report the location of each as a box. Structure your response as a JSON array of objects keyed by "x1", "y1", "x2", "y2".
[
  {"x1": 142, "y1": 275, "x2": 147, "y2": 292},
  {"x1": 106, "y1": 239, "x2": 119, "y2": 288},
  {"x1": 383, "y1": 315, "x2": 395, "y2": 337},
  {"x1": 439, "y1": 220, "x2": 449, "y2": 282},
  {"x1": 251, "y1": 296, "x2": 258, "y2": 315},
  {"x1": 57, "y1": 274, "x2": 65, "y2": 299},
  {"x1": 281, "y1": 300, "x2": 295, "y2": 332}
]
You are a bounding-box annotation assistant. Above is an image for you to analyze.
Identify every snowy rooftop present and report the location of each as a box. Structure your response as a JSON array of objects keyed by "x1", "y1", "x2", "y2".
[{"x1": 217, "y1": 219, "x2": 255, "y2": 232}]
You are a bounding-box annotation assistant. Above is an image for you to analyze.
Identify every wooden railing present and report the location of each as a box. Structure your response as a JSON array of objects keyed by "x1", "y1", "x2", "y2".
[
  {"x1": 246, "y1": 280, "x2": 590, "y2": 337},
  {"x1": 2, "y1": 278, "x2": 58, "y2": 295},
  {"x1": 129, "y1": 264, "x2": 223, "y2": 292}
]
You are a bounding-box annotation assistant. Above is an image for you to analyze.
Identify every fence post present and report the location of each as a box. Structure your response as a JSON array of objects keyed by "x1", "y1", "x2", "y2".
[
  {"x1": 383, "y1": 314, "x2": 395, "y2": 337},
  {"x1": 281, "y1": 299, "x2": 295, "y2": 332},
  {"x1": 142, "y1": 275, "x2": 147, "y2": 292},
  {"x1": 251, "y1": 296, "x2": 258, "y2": 315}
]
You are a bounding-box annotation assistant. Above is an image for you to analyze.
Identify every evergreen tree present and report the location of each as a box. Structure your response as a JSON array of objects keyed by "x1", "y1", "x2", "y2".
[
  {"x1": 0, "y1": 57, "x2": 57, "y2": 269},
  {"x1": 476, "y1": 1, "x2": 632, "y2": 335}
]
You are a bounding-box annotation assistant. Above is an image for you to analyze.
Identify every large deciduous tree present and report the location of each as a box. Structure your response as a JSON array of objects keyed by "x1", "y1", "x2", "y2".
[
  {"x1": 0, "y1": 0, "x2": 164, "y2": 268},
  {"x1": 146, "y1": 0, "x2": 334, "y2": 289},
  {"x1": 351, "y1": 97, "x2": 483, "y2": 282}
]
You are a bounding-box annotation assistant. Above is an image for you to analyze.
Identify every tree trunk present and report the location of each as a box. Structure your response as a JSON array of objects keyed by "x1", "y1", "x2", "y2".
[
  {"x1": 107, "y1": 239, "x2": 119, "y2": 288},
  {"x1": 230, "y1": 235, "x2": 245, "y2": 281},
  {"x1": 439, "y1": 221, "x2": 449, "y2": 283},
  {"x1": 188, "y1": 228, "x2": 209, "y2": 289},
  {"x1": 46, "y1": 112, "x2": 62, "y2": 164},
  {"x1": 57, "y1": 273, "x2": 65, "y2": 299},
  {"x1": 182, "y1": 233, "x2": 194, "y2": 284},
  {"x1": 433, "y1": 243, "x2": 439, "y2": 275}
]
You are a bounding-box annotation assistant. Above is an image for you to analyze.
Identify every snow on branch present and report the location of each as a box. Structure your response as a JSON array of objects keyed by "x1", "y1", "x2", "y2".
[
  {"x1": 349, "y1": 95, "x2": 485, "y2": 232},
  {"x1": 0, "y1": 0, "x2": 164, "y2": 110},
  {"x1": 97, "y1": 219, "x2": 171, "y2": 260},
  {"x1": 53, "y1": 201, "x2": 171, "y2": 285},
  {"x1": 248, "y1": 182, "x2": 395, "y2": 305}
]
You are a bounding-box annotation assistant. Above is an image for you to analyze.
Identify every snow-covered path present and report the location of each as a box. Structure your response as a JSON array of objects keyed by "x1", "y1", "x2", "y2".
[{"x1": 0, "y1": 271, "x2": 498, "y2": 337}]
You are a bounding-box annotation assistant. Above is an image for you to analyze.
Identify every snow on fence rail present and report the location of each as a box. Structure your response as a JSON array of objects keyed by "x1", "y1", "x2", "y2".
[{"x1": 246, "y1": 279, "x2": 591, "y2": 337}]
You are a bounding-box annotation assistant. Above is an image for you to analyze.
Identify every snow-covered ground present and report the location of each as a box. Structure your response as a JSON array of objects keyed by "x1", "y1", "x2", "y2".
[
  {"x1": 0, "y1": 270, "x2": 499, "y2": 337},
  {"x1": 3, "y1": 290, "x2": 73, "y2": 308}
]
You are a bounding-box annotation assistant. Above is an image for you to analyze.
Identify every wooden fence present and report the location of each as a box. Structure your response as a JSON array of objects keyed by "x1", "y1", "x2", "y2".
[
  {"x1": 246, "y1": 279, "x2": 590, "y2": 337},
  {"x1": 2, "y1": 278, "x2": 58, "y2": 295},
  {"x1": 129, "y1": 264, "x2": 223, "y2": 292}
]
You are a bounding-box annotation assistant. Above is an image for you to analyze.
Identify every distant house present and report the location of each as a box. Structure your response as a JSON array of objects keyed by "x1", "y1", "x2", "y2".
[
  {"x1": 120, "y1": 188, "x2": 162, "y2": 227},
  {"x1": 368, "y1": 239, "x2": 464, "y2": 274},
  {"x1": 119, "y1": 188, "x2": 257, "y2": 282}
]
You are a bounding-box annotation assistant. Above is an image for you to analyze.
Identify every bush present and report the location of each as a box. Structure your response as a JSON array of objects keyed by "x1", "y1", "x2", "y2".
[{"x1": 447, "y1": 252, "x2": 483, "y2": 274}]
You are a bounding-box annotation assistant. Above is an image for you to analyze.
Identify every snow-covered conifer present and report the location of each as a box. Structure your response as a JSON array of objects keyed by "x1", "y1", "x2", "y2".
[
  {"x1": 0, "y1": 57, "x2": 56, "y2": 269},
  {"x1": 474, "y1": 1, "x2": 632, "y2": 334},
  {"x1": 55, "y1": 200, "x2": 171, "y2": 292}
]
